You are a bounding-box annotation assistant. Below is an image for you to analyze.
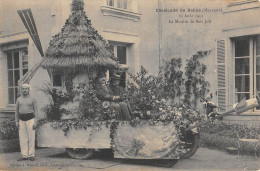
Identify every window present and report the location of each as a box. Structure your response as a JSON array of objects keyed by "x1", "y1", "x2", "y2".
[
  {"x1": 109, "y1": 44, "x2": 128, "y2": 87},
  {"x1": 109, "y1": 44, "x2": 127, "y2": 66},
  {"x1": 234, "y1": 39, "x2": 250, "y2": 101},
  {"x1": 234, "y1": 36, "x2": 260, "y2": 110},
  {"x1": 107, "y1": 0, "x2": 129, "y2": 10},
  {"x1": 52, "y1": 73, "x2": 63, "y2": 87},
  {"x1": 7, "y1": 49, "x2": 28, "y2": 104},
  {"x1": 101, "y1": 0, "x2": 141, "y2": 22}
]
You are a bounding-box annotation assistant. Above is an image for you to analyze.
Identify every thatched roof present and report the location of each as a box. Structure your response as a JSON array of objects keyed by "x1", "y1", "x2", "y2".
[{"x1": 41, "y1": 0, "x2": 118, "y2": 70}]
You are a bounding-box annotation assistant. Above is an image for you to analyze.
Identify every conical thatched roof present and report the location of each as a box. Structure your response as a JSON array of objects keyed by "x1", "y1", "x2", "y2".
[{"x1": 41, "y1": 0, "x2": 118, "y2": 70}]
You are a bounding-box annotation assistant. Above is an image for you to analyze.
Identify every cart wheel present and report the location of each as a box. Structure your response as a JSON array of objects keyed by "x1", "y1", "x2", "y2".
[
  {"x1": 66, "y1": 148, "x2": 94, "y2": 159},
  {"x1": 180, "y1": 131, "x2": 200, "y2": 159},
  {"x1": 152, "y1": 159, "x2": 178, "y2": 167}
]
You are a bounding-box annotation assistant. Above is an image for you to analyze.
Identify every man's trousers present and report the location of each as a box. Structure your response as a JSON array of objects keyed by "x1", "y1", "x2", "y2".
[{"x1": 19, "y1": 119, "x2": 35, "y2": 158}]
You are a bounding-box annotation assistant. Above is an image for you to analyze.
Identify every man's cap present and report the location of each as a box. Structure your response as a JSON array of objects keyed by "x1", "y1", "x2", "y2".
[
  {"x1": 21, "y1": 83, "x2": 30, "y2": 89},
  {"x1": 111, "y1": 71, "x2": 121, "y2": 80}
]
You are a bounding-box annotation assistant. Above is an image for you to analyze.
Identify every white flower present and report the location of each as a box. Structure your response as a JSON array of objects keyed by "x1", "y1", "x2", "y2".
[
  {"x1": 147, "y1": 111, "x2": 151, "y2": 115},
  {"x1": 177, "y1": 111, "x2": 182, "y2": 116},
  {"x1": 156, "y1": 100, "x2": 160, "y2": 103},
  {"x1": 152, "y1": 95, "x2": 156, "y2": 99},
  {"x1": 161, "y1": 99, "x2": 166, "y2": 103},
  {"x1": 159, "y1": 108, "x2": 163, "y2": 111},
  {"x1": 148, "y1": 90, "x2": 151, "y2": 93},
  {"x1": 102, "y1": 101, "x2": 110, "y2": 108}
]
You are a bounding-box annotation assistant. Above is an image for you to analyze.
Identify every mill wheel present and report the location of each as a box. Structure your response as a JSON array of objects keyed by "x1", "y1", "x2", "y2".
[
  {"x1": 66, "y1": 148, "x2": 94, "y2": 159},
  {"x1": 180, "y1": 131, "x2": 200, "y2": 159}
]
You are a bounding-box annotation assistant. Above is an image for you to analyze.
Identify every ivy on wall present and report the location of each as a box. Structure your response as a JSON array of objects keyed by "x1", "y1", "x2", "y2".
[{"x1": 163, "y1": 50, "x2": 211, "y2": 108}]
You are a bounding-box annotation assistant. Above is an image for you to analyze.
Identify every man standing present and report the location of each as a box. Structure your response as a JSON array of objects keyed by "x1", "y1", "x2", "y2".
[{"x1": 15, "y1": 84, "x2": 37, "y2": 161}]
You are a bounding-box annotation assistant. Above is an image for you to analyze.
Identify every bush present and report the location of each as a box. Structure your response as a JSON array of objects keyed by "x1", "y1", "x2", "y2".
[
  {"x1": 0, "y1": 117, "x2": 19, "y2": 140},
  {"x1": 200, "y1": 122, "x2": 259, "y2": 155}
]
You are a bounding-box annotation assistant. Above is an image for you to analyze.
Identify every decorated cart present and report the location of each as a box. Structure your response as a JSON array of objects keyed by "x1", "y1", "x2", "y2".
[{"x1": 17, "y1": 0, "x2": 259, "y2": 167}]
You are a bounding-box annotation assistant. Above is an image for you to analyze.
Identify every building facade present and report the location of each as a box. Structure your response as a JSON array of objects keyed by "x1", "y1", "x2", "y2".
[{"x1": 0, "y1": 0, "x2": 260, "y2": 120}]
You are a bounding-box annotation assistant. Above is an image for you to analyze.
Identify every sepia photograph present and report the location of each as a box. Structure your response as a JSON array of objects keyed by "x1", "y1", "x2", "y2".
[{"x1": 0, "y1": 0, "x2": 260, "y2": 170}]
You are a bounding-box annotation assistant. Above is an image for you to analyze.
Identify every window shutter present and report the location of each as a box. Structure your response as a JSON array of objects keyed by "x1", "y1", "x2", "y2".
[{"x1": 217, "y1": 40, "x2": 226, "y2": 112}]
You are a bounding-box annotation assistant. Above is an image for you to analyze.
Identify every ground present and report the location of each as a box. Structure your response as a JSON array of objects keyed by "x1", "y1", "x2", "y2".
[{"x1": 0, "y1": 147, "x2": 259, "y2": 171}]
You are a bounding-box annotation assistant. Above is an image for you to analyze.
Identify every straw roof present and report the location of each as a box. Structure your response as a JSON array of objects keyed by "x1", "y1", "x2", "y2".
[{"x1": 41, "y1": 0, "x2": 118, "y2": 70}]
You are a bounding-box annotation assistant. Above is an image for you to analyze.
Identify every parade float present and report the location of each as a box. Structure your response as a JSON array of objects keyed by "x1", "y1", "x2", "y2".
[{"x1": 17, "y1": 0, "x2": 259, "y2": 167}]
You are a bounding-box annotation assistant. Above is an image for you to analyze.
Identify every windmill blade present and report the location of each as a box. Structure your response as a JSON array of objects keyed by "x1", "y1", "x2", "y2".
[
  {"x1": 17, "y1": 9, "x2": 44, "y2": 57},
  {"x1": 18, "y1": 60, "x2": 43, "y2": 86},
  {"x1": 17, "y1": 9, "x2": 46, "y2": 86},
  {"x1": 235, "y1": 97, "x2": 247, "y2": 109}
]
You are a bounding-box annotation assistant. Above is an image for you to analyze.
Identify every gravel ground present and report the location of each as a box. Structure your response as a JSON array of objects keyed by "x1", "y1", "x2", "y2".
[{"x1": 0, "y1": 147, "x2": 259, "y2": 171}]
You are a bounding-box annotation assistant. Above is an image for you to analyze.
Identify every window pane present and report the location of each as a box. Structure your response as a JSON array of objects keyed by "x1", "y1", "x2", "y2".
[
  {"x1": 117, "y1": 0, "x2": 121, "y2": 8},
  {"x1": 235, "y1": 39, "x2": 249, "y2": 57},
  {"x1": 235, "y1": 75, "x2": 250, "y2": 92},
  {"x1": 13, "y1": 52, "x2": 19, "y2": 69},
  {"x1": 123, "y1": 0, "x2": 127, "y2": 9},
  {"x1": 256, "y1": 75, "x2": 260, "y2": 92},
  {"x1": 256, "y1": 57, "x2": 260, "y2": 73},
  {"x1": 53, "y1": 74, "x2": 62, "y2": 87},
  {"x1": 235, "y1": 58, "x2": 249, "y2": 74},
  {"x1": 14, "y1": 88, "x2": 18, "y2": 103},
  {"x1": 107, "y1": 0, "x2": 114, "y2": 6},
  {"x1": 8, "y1": 88, "x2": 14, "y2": 104},
  {"x1": 14, "y1": 70, "x2": 20, "y2": 86},
  {"x1": 256, "y1": 36, "x2": 260, "y2": 56},
  {"x1": 8, "y1": 70, "x2": 14, "y2": 87},
  {"x1": 7, "y1": 53, "x2": 13, "y2": 69},
  {"x1": 22, "y1": 50, "x2": 28, "y2": 69},
  {"x1": 23, "y1": 69, "x2": 28, "y2": 75},
  {"x1": 235, "y1": 93, "x2": 250, "y2": 102},
  {"x1": 117, "y1": 46, "x2": 126, "y2": 64}
]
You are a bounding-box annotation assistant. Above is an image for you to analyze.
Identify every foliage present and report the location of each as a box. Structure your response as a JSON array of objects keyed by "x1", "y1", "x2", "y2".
[
  {"x1": 41, "y1": 81, "x2": 118, "y2": 121},
  {"x1": 76, "y1": 82, "x2": 117, "y2": 120},
  {"x1": 163, "y1": 57, "x2": 184, "y2": 102},
  {"x1": 183, "y1": 51, "x2": 211, "y2": 107},
  {"x1": 127, "y1": 66, "x2": 166, "y2": 112},
  {"x1": 38, "y1": 118, "x2": 110, "y2": 137},
  {"x1": 0, "y1": 117, "x2": 18, "y2": 140},
  {"x1": 200, "y1": 122, "x2": 260, "y2": 155},
  {"x1": 127, "y1": 66, "x2": 203, "y2": 128},
  {"x1": 41, "y1": 83, "x2": 74, "y2": 120},
  {"x1": 161, "y1": 51, "x2": 210, "y2": 108}
]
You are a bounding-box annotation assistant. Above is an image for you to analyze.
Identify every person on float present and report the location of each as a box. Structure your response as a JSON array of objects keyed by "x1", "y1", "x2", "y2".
[
  {"x1": 110, "y1": 71, "x2": 133, "y2": 117},
  {"x1": 95, "y1": 70, "x2": 131, "y2": 120}
]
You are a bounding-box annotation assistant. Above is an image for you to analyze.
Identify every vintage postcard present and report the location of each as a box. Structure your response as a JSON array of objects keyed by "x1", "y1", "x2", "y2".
[{"x1": 0, "y1": 0, "x2": 260, "y2": 170}]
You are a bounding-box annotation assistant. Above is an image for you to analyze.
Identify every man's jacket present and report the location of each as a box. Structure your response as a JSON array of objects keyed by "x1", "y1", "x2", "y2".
[{"x1": 95, "y1": 82, "x2": 114, "y2": 101}]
